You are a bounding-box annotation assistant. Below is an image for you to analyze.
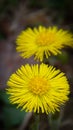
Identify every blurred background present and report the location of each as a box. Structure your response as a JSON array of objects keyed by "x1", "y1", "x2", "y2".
[{"x1": 0, "y1": 0, "x2": 73, "y2": 130}]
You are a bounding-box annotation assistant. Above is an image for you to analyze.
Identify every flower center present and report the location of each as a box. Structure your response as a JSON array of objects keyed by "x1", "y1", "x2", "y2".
[
  {"x1": 36, "y1": 32, "x2": 56, "y2": 46},
  {"x1": 29, "y1": 77, "x2": 49, "y2": 95}
]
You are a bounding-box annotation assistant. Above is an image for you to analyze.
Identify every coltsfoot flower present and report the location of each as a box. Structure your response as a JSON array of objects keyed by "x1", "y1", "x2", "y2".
[
  {"x1": 16, "y1": 26, "x2": 73, "y2": 61},
  {"x1": 6, "y1": 64, "x2": 70, "y2": 114}
]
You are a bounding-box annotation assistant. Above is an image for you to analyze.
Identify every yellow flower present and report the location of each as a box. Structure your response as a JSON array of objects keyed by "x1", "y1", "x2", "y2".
[
  {"x1": 6, "y1": 64, "x2": 70, "y2": 114},
  {"x1": 16, "y1": 26, "x2": 73, "y2": 61}
]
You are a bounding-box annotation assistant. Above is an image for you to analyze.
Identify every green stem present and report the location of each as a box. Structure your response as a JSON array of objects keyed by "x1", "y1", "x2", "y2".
[{"x1": 39, "y1": 113, "x2": 50, "y2": 130}]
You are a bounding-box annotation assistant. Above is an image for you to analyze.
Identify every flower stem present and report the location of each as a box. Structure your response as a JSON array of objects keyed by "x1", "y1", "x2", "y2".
[{"x1": 39, "y1": 113, "x2": 50, "y2": 130}]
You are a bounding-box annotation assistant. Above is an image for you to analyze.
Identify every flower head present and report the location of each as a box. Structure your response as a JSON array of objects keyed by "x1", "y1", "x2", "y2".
[
  {"x1": 16, "y1": 26, "x2": 73, "y2": 61},
  {"x1": 7, "y1": 64, "x2": 70, "y2": 114}
]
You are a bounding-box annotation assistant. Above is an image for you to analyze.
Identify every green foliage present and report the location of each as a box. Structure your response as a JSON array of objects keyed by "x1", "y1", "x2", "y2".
[
  {"x1": 57, "y1": 51, "x2": 69, "y2": 64},
  {"x1": 0, "y1": 33, "x2": 6, "y2": 40},
  {"x1": 0, "y1": 90, "x2": 26, "y2": 130},
  {"x1": 3, "y1": 106, "x2": 26, "y2": 129},
  {"x1": 44, "y1": 51, "x2": 69, "y2": 66},
  {"x1": 29, "y1": 0, "x2": 66, "y2": 9}
]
